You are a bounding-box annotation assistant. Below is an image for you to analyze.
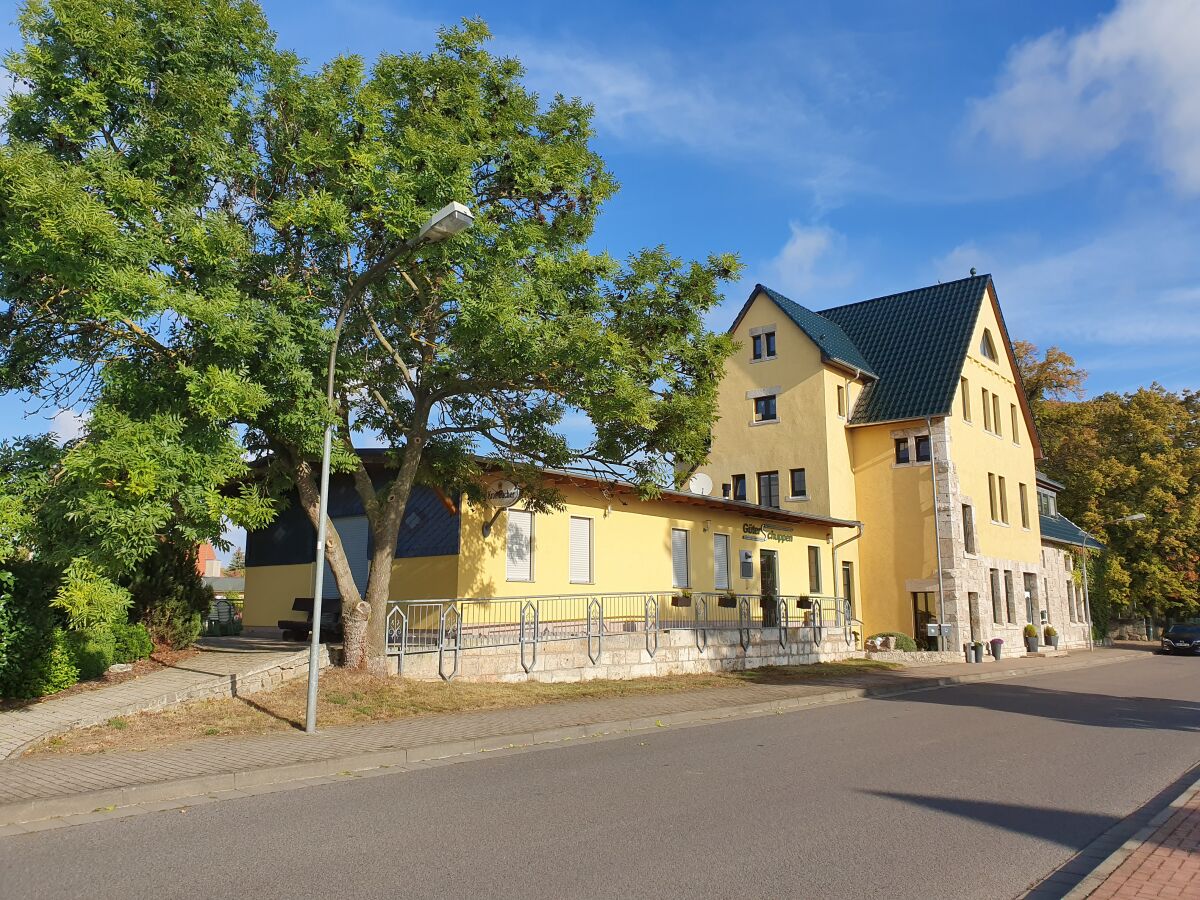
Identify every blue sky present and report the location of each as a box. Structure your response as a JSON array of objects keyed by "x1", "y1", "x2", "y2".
[{"x1": 3, "y1": 0, "x2": 1198, "y2": 441}]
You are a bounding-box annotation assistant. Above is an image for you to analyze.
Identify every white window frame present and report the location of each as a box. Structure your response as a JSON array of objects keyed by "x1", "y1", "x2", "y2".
[{"x1": 568, "y1": 515, "x2": 593, "y2": 585}]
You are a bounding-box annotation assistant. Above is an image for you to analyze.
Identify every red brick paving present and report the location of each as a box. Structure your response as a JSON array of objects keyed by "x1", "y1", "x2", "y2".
[{"x1": 1087, "y1": 790, "x2": 1200, "y2": 899}]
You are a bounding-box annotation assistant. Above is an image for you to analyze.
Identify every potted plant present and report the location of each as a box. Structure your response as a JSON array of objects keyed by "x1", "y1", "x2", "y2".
[
  {"x1": 671, "y1": 589, "x2": 693, "y2": 608},
  {"x1": 1044, "y1": 625, "x2": 1059, "y2": 649},
  {"x1": 717, "y1": 590, "x2": 738, "y2": 609},
  {"x1": 972, "y1": 641, "x2": 984, "y2": 663},
  {"x1": 796, "y1": 596, "x2": 813, "y2": 610},
  {"x1": 1023, "y1": 623, "x2": 1039, "y2": 653},
  {"x1": 989, "y1": 637, "x2": 1004, "y2": 660}
]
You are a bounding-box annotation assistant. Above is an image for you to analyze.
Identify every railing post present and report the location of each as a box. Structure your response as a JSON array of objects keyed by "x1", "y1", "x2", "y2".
[
  {"x1": 695, "y1": 596, "x2": 708, "y2": 653},
  {"x1": 844, "y1": 599, "x2": 854, "y2": 645},
  {"x1": 738, "y1": 596, "x2": 751, "y2": 651},
  {"x1": 587, "y1": 597, "x2": 603, "y2": 664},
  {"x1": 386, "y1": 603, "x2": 409, "y2": 676},
  {"x1": 519, "y1": 600, "x2": 538, "y2": 674},
  {"x1": 438, "y1": 603, "x2": 461, "y2": 682},
  {"x1": 644, "y1": 595, "x2": 659, "y2": 658},
  {"x1": 778, "y1": 598, "x2": 788, "y2": 648},
  {"x1": 812, "y1": 599, "x2": 824, "y2": 646}
]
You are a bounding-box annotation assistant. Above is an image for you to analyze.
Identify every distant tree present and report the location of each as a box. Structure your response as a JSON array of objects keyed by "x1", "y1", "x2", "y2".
[
  {"x1": 1013, "y1": 340, "x2": 1087, "y2": 413},
  {"x1": 226, "y1": 548, "x2": 246, "y2": 577},
  {"x1": 0, "y1": 2, "x2": 739, "y2": 673}
]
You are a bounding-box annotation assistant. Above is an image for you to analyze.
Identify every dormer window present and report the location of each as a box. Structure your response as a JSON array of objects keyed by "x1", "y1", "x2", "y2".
[
  {"x1": 1037, "y1": 489, "x2": 1057, "y2": 517},
  {"x1": 980, "y1": 329, "x2": 999, "y2": 362},
  {"x1": 752, "y1": 330, "x2": 776, "y2": 361}
]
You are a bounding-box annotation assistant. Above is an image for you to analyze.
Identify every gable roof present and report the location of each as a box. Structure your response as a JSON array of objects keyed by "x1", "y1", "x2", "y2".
[
  {"x1": 818, "y1": 274, "x2": 993, "y2": 426},
  {"x1": 739, "y1": 285, "x2": 877, "y2": 377},
  {"x1": 1039, "y1": 513, "x2": 1105, "y2": 550}
]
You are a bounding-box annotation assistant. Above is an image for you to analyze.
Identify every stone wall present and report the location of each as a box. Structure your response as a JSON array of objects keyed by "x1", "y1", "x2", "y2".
[
  {"x1": 864, "y1": 649, "x2": 965, "y2": 666},
  {"x1": 389, "y1": 628, "x2": 860, "y2": 683}
]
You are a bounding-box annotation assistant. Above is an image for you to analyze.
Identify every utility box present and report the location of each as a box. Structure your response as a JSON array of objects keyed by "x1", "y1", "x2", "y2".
[{"x1": 739, "y1": 549, "x2": 754, "y2": 580}]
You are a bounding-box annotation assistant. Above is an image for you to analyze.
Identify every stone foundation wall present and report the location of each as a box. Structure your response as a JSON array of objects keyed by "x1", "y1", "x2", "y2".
[
  {"x1": 864, "y1": 649, "x2": 964, "y2": 666},
  {"x1": 389, "y1": 628, "x2": 860, "y2": 682}
]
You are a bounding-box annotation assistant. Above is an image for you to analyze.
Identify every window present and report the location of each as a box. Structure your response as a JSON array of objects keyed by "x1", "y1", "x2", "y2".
[
  {"x1": 789, "y1": 468, "x2": 808, "y2": 499},
  {"x1": 1019, "y1": 483, "x2": 1030, "y2": 529},
  {"x1": 757, "y1": 471, "x2": 780, "y2": 508},
  {"x1": 753, "y1": 394, "x2": 777, "y2": 422},
  {"x1": 713, "y1": 533, "x2": 731, "y2": 591},
  {"x1": 990, "y1": 569, "x2": 1003, "y2": 625},
  {"x1": 808, "y1": 545, "x2": 821, "y2": 593},
  {"x1": 506, "y1": 509, "x2": 534, "y2": 582},
  {"x1": 962, "y1": 504, "x2": 976, "y2": 555},
  {"x1": 982, "y1": 389, "x2": 992, "y2": 432},
  {"x1": 1067, "y1": 581, "x2": 1076, "y2": 622},
  {"x1": 992, "y1": 393, "x2": 1002, "y2": 437},
  {"x1": 894, "y1": 437, "x2": 910, "y2": 464},
  {"x1": 914, "y1": 434, "x2": 931, "y2": 463},
  {"x1": 837, "y1": 384, "x2": 847, "y2": 417},
  {"x1": 568, "y1": 516, "x2": 593, "y2": 584},
  {"x1": 961, "y1": 377, "x2": 971, "y2": 421},
  {"x1": 321, "y1": 515, "x2": 370, "y2": 599},
  {"x1": 671, "y1": 528, "x2": 690, "y2": 588},
  {"x1": 842, "y1": 562, "x2": 854, "y2": 605},
  {"x1": 752, "y1": 330, "x2": 776, "y2": 361},
  {"x1": 998, "y1": 475, "x2": 1009, "y2": 524},
  {"x1": 731, "y1": 474, "x2": 747, "y2": 502},
  {"x1": 1011, "y1": 404, "x2": 1020, "y2": 444},
  {"x1": 988, "y1": 473, "x2": 998, "y2": 522},
  {"x1": 1004, "y1": 570, "x2": 1016, "y2": 624},
  {"x1": 1037, "y1": 489, "x2": 1056, "y2": 517},
  {"x1": 980, "y1": 328, "x2": 998, "y2": 362}
]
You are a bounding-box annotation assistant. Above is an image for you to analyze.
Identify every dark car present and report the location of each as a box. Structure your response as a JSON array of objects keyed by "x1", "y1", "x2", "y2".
[{"x1": 1160, "y1": 624, "x2": 1200, "y2": 655}]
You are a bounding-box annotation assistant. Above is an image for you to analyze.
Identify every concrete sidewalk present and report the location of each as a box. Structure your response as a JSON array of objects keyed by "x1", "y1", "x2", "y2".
[
  {"x1": 1063, "y1": 773, "x2": 1200, "y2": 899},
  {"x1": 0, "y1": 648, "x2": 1141, "y2": 829},
  {"x1": 0, "y1": 637, "x2": 325, "y2": 759}
]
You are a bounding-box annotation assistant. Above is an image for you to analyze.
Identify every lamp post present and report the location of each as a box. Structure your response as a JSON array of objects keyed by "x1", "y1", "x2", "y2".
[{"x1": 305, "y1": 202, "x2": 474, "y2": 734}]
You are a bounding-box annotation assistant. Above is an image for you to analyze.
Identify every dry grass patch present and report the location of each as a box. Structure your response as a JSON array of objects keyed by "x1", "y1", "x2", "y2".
[{"x1": 25, "y1": 658, "x2": 900, "y2": 758}]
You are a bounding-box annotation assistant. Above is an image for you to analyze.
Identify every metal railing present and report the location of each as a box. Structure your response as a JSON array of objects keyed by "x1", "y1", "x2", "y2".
[{"x1": 386, "y1": 592, "x2": 858, "y2": 680}]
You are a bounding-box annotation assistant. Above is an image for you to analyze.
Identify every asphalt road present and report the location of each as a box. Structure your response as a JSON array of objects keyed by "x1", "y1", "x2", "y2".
[{"x1": 3, "y1": 654, "x2": 1198, "y2": 900}]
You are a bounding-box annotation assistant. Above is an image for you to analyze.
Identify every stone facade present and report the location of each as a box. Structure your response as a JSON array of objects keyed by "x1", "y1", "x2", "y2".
[
  {"x1": 390, "y1": 628, "x2": 860, "y2": 683},
  {"x1": 1039, "y1": 543, "x2": 1092, "y2": 649}
]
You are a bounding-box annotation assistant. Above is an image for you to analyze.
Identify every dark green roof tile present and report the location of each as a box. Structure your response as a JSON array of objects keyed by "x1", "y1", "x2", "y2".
[
  {"x1": 1040, "y1": 513, "x2": 1105, "y2": 550},
  {"x1": 755, "y1": 285, "x2": 877, "y2": 377}
]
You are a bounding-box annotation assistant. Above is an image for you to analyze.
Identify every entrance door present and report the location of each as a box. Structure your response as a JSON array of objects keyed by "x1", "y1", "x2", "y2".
[
  {"x1": 1023, "y1": 572, "x2": 1038, "y2": 623},
  {"x1": 760, "y1": 549, "x2": 779, "y2": 626},
  {"x1": 912, "y1": 591, "x2": 937, "y2": 650}
]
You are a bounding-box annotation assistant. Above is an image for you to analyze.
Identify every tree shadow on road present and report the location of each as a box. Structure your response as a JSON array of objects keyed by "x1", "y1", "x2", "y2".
[{"x1": 876, "y1": 680, "x2": 1200, "y2": 732}]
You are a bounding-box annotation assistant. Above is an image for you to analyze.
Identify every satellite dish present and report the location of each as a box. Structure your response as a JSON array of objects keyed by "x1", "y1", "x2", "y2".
[
  {"x1": 484, "y1": 479, "x2": 521, "y2": 508},
  {"x1": 687, "y1": 472, "x2": 713, "y2": 496}
]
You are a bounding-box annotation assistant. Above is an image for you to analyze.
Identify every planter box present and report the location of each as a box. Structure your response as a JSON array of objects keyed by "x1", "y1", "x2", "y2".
[
  {"x1": 717, "y1": 596, "x2": 737, "y2": 609},
  {"x1": 1025, "y1": 636, "x2": 1039, "y2": 653},
  {"x1": 670, "y1": 595, "x2": 692, "y2": 608}
]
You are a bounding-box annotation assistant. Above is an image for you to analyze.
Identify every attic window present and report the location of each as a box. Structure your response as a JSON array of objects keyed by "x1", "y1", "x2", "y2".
[
  {"x1": 752, "y1": 330, "x2": 776, "y2": 361},
  {"x1": 980, "y1": 329, "x2": 999, "y2": 363}
]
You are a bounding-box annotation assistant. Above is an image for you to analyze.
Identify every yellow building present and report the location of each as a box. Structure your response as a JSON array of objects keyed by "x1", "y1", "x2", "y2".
[
  {"x1": 243, "y1": 461, "x2": 862, "y2": 638},
  {"x1": 699, "y1": 273, "x2": 1086, "y2": 651}
]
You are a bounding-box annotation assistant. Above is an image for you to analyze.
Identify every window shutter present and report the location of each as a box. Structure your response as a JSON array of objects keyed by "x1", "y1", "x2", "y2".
[
  {"x1": 671, "y1": 529, "x2": 690, "y2": 588},
  {"x1": 506, "y1": 509, "x2": 534, "y2": 582},
  {"x1": 713, "y1": 533, "x2": 730, "y2": 590},
  {"x1": 569, "y1": 516, "x2": 593, "y2": 584},
  {"x1": 322, "y1": 515, "x2": 371, "y2": 599}
]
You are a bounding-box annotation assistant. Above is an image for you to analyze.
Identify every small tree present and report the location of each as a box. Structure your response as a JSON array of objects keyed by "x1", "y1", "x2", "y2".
[
  {"x1": 226, "y1": 548, "x2": 246, "y2": 577},
  {"x1": 1, "y1": 3, "x2": 739, "y2": 673}
]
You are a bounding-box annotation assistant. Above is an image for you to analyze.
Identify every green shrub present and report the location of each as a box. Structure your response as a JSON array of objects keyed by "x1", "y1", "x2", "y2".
[
  {"x1": 111, "y1": 622, "x2": 154, "y2": 663},
  {"x1": 0, "y1": 565, "x2": 80, "y2": 698},
  {"x1": 128, "y1": 540, "x2": 213, "y2": 650},
  {"x1": 67, "y1": 626, "x2": 116, "y2": 680},
  {"x1": 867, "y1": 631, "x2": 919, "y2": 652}
]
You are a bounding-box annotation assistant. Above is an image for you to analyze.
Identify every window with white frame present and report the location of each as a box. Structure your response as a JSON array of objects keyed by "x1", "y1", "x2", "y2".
[
  {"x1": 506, "y1": 509, "x2": 534, "y2": 582},
  {"x1": 568, "y1": 516, "x2": 593, "y2": 584},
  {"x1": 671, "y1": 528, "x2": 690, "y2": 589},
  {"x1": 713, "y1": 533, "x2": 730, "y2": 591}
]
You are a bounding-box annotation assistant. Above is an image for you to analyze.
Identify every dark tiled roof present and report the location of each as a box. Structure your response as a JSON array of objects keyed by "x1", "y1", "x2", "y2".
[
  {"x1": 1040, "y1": 513, "x2": 1105, "y2": 550},
  {"x1": 755, "y1": 285, "x2": 877, "y2": 377},
  {"x1": 818, "y1": 274, "x2": 992, "y2": 425}
]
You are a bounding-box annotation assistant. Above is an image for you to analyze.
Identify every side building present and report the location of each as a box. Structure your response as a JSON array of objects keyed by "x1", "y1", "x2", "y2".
[{"x1": 700, "y1": 274, "x2": 1058, "y2": 653}]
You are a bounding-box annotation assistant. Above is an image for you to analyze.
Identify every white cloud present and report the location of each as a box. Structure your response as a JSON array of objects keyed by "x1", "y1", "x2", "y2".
[
  {"x1": 933, "y1": 217, "x2": 1200, "y2": 348},
  {"x1": 51, "y1": 408, "x2": 88, "y2": 444},
  {"x1": 970, "y1": 0, "x2": 1200, "y2": 193},
  {"x1": 760, "y1": 223, "x2": 857, "y2": 301}
]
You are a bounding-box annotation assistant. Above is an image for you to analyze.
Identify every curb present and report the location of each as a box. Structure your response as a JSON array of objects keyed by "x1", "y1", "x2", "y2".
[
  {"x1": 1057, "y1": 772, "x2": 1200, "y2": 899},
  {"x1": 0, "y1": 650, "x2": 1142, "y2": 830}
]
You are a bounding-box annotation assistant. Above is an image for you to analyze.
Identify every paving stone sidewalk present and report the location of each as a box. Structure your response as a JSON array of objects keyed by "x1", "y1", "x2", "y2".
[
  {"x1": 0, "y1": 637, "x2": 321, "y2": 759},
  {"x1": 1073, "y1": 779, "x2": 1200, "y2": 899},
  {"x1": 0, "y1": 648, "x2": 1140, "y2": 826}
]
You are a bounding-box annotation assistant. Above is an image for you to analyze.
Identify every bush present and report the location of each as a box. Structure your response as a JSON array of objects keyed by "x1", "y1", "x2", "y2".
[
  {"x1": 0, "y1": 564, "x2": 81, "y2": 699},
  {"x1": 867, "y1": 631, "x2": 918, "y2": 652},
  {"x1": 128, "y1": 540, "x2": 213, "y2": 649},
  {"x1": 111, "y1": 622, "x2": 154, "y2": 663},
  {"x1": 67, "y1": 626, "x2": 116, "y2": 680}
]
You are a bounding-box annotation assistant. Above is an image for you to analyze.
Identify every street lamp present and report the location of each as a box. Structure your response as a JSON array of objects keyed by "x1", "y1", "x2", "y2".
[{"x1": 305, "y1": 201, "x2": 474, "y2": 734}]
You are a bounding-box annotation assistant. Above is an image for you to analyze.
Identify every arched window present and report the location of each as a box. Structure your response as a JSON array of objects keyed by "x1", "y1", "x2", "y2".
[{"x1": 980, "y1": 328, "x2": 998, "y2": 362}]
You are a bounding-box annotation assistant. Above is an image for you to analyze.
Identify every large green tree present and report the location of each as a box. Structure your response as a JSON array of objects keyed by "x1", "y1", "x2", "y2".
[
  {"x1": 0, "y1": 1, "x2": 738, "y2": 672},
  {"x1": 1017, "y1": 343, "x2": 1199, "y2": 623}
]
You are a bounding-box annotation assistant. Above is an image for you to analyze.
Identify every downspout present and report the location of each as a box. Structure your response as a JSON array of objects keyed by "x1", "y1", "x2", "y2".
[
  {"x1": 927, "y1": 416, "x2": 948, "y2": 651},
  {"x1": 832, "y1": 523, "x2": 864, "y2": 643},
  {"x1": 1081, "y1": 550, "x2": 1093, "y2": 651}
]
